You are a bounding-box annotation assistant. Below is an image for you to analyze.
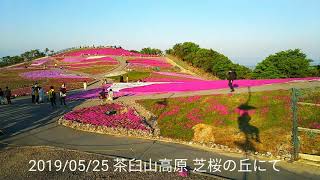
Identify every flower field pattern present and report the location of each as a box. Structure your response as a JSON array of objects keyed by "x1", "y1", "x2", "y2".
[
  {"x1": 30, "y1": 57, "x2": 51, "y2": 66},
  {"x1": 20, "y1": 70, "x2": 86, "y2": 79},
  {"x1": 58, "y1": 56, "x2": 119, "y2": 75},
  {"x1": 121, "y1": 77, "x2": 320, "y2": 95},
  {"x1": 138, "y1": 89, "x2": 320, "y2": 155},
  {"x1": 127, "y1": 58, "x2": 172, "y2": 68},
  {"x1": 64, "y1": 104, "x2": 149, "y2": 131},
  {"x1": 62, "y1": 57, "x2": 117, "y2": 64},
  {"x1": 55, "y1": 48, "x2": 157, "y2": 57},
  {"x1": 67, "y1": 85, "x2": 111, "y2": 100}
]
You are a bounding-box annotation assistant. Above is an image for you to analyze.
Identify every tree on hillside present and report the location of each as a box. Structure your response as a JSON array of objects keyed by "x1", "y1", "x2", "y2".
[
  {"x1": 0, "y1": 49, "x2": 46, "y2": 67},
  {"x1": 140, "y1": 47, "x2": 163, "y2": 55},
  {"x1": 45, "y1": 48, "x2": 49, "y2": 56},
  {"x1": 166, "y1": 42, "x2": 252, "y2": 79},
  {"x1": 210, "y1": 55, "x2": 233, "y2": 79},
  {"x1": 0, "y1": 56, "x2": 24, "y2": 67},
  {"x1": 21, "y1": 49, "x2": 45, "y2": 61},
  {"x1": 192, "y1": 49, "x2": 216, "y2": 71},
  {"x1": 130, "y1": 50, "x2": 139, "y2": 53},
  {"x1": 171, "y1": 42, "x2": 200, "y2": 62},
  {"x1": 253, "y1": 49, "x2": 312, "y2": 79},
  {"x1": 233, "y1": 64, "x2": 252, "y2": 79}
]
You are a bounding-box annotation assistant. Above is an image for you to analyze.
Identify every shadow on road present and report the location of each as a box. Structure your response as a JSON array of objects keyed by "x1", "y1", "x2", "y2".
[
  {"x1": 0, "y1": 96, "x2": 85, "y2": 149},
  {"x1": 235, "y1": 87, "x2": 260, "y2": 153}
]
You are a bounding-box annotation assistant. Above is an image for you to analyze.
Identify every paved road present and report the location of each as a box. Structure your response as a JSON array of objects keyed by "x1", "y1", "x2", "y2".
[{"x1": 1, "y1": 81, "x2": 320, "y2": 179}]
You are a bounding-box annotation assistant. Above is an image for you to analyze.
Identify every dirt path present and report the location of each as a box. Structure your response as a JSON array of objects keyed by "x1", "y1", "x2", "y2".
[{"x1": 165, "y1": 56, "x2": 197, "y2": 75}]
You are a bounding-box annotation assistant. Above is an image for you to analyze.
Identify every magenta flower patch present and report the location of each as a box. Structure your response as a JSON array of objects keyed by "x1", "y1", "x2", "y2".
[
  {"x1": 67, "y1": 85, "x2": 111, "y2": 100},
  {"x1": 128, "y1": 58, "x2": 171, "y2": 68},
  {"x1": 120, "y1": 77, "x2": 320, "y2": 95},
  {"x1": 30, "y1": 58, "x2": 51, "y2": 66},
  {"x1": 56, "y1": 48, "x2": 157, "y2": 57},
  {"x1": 64, "y1": 104, "x2": 149, "y2": 131},
  {"x1": 20, "y1": 70, "x2": 86, "y2": 79}
]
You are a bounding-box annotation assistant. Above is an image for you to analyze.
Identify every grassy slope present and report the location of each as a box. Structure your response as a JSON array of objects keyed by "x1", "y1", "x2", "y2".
[
  {"x1": 109, "y1": 71, "x2": 151, "y2": 82},
  {"x1": 72, "y1": 65, "x2": 116, "y2": 75},
  {"x1": 166, "y1": 55, "x2": 218, "y2": 80},
  {"x1": 138, "y1": 88, "x2": 320, "y2": 155}
]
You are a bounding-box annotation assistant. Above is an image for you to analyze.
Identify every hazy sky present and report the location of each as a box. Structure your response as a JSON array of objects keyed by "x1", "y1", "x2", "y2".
[{"x1": 0, "y1": 0, "x2": 319, "y2": 65}]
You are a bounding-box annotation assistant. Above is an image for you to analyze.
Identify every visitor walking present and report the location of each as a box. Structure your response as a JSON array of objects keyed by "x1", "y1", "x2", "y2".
[
  {"x1": 31, "y1": 85, "x2": 35, "y2": 103},
  {"x1": 39, "y1": 87, "x2": 45, "y2": 103},
  {"x1": 107, "y1": 89, "x2": 114, "y2": 101},
  {"x1": 227, "y1": 69, "x2": 237, "y2": 92},
  {"x1": 83, "y1": 81, "x2": 87, "y2": 90},
  {"x1": 48, "y1": 86, "x2": 56, "y2": 108},
  {"x1": 99, "y1": 88, "x2": 106, "y2": 100},
  {"x1": 60, "y1": 84, "x2": 67, "y2": 106},
  {"x1": 0, "y1": 88, "x2": 5, "y2": 105},
  {"x1": 34, "y1": 84, "x2": 40, "y2": 104},
  {"x1": 4, "y1": 87, "x2": 12, "y2": 104}
]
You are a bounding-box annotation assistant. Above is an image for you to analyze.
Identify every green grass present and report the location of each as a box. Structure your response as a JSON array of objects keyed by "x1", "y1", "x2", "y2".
[
  {"x1": 109, "y1": 71, "x2": 151, "y2": 82},
  {"x1": 299, "y1": 87, "x2": 320, "y2": 104},
  {"x1": 138, "y1": 89, "x2": 320, "y2": 155},
  {"x1": 72, "y1": 65, "x2": 116, "y2": 75},
  {"x1": 166, "y1": 55, "x2": 218, "y2": 80}
]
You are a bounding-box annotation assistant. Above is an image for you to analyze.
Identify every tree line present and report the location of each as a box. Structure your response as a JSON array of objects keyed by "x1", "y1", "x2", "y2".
[
  {"x1": 0, "y1": 49, "x2": 50, "y2": 67},
  {"x1": 130, "y1": 47, "x2": 163, "y2": 55},
  {"x1": 166, "y1": 42, "x2": 319, "y2": 79},
  {"x1": 166, "y1": 42, "x2": 251, "y2": 79}
]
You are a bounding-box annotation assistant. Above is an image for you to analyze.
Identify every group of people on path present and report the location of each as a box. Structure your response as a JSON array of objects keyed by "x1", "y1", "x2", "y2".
[
  {"x1": 99, "y1": 88, "x2": 114, "y2": 102},
  {"x1": 31, "y1": 82, "x2": 68, "y2": 108},
  {"x1": 31, "y1": 83, "x2": 45, "y2": 104},
  {"x1": 2, "y1": 69, "x2": 237, "y2": 107},
  {"x1": 0, "y1": 87, "x2": 12, "y2": 105}
]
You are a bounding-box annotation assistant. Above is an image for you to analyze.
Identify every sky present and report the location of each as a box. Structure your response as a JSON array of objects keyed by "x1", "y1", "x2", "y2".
[{"x1": 0, "y1": 0, "x2": 319, "y2": 66}]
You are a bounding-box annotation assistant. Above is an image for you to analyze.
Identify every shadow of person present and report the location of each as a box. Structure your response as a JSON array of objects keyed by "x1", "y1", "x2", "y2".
[
  {"x1": 238, "y1": 112, "x2": 261, "y2": 143},
  {"x1": 235, "y1": 87, "x2": 261, "y2": 153}
]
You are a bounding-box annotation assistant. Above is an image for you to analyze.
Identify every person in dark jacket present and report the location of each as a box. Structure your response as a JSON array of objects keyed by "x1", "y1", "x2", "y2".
[
  {"x1": 4, "y1": 87, "x2": 12, "y2": 104},
  {"x1": 31, "y1": 85, "x2": 35, "y2": 103},
  {"x1": 60, "y1": 83, "x2": 67, "y2": 106},
  {"x1": 0, "y1": 88, "x2": 4, "y2": 105},
  {"x1": 48, "y1": 86, "x2": 56, "y2": 108},
  {"x1": 227, "y1": 69, "x2": 237, "y2": 92}
]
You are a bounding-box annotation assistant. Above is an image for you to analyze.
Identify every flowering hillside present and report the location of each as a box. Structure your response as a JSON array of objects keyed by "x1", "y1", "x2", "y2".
[
  {"x1": 138, "y1": 89, "x2": 320, "y2": 155},
  {"x1": 55, "y1": 48, "x2": 158, "y2": 57}
]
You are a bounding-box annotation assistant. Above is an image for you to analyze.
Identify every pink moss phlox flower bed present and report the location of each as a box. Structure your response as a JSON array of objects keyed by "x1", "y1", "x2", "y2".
[
  {"x1": 30, "y1": 58, "x2": 51, "y2": 66},
  {"x1": 63, "y1": 57, "x2": 117, "y2": 64},
  {"x1": 56, "y1": 48, "x2": 157, "y2": 57},
  {"x1": 120, "y1": 77, "x2": 320, "y2": 95},
  {"x1": 310, "y1": 122, "x2": 320, "y2": 129},
  {"x1": 64, "y1": 104, "x2": 148, "y2": 131},
  {"x1": 66, "y1": 62, "x2": 118, "y2": 68},
  {"x1": 67, "y1": 85, "x2": 111, "y2": 100},
  {"x1": 62, "y1": 57, "x2": 87, "y2": 63},
  {"x1": 20, "y1": 70, "x2": 86, "y2": 79},
  {"x1": 127, "y1": 58, "x2": 171, "y2": 68}
]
